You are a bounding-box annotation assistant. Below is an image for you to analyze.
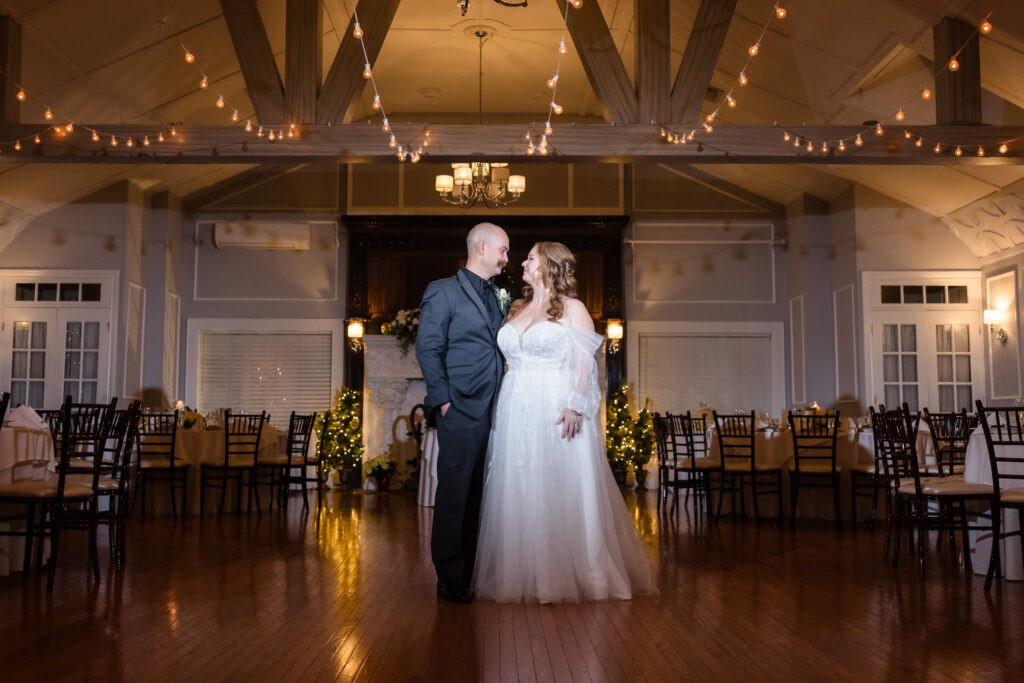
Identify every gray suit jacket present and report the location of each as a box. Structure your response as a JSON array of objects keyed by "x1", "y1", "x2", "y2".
[{"x1": 415, "y1": 270, "x2": 504, "y2": 420}]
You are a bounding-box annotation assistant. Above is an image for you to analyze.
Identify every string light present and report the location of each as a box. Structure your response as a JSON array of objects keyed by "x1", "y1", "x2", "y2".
[
  {"x1": 954, "y1": 145, "x2": 962, "y2": 156},
  {"x1": 231, "y1": 109, "x2": 239, "y2": 121},
  {"x1": 896, "y1": 109, "x2": 905, "y2": 121},
  {"x1": 15, "y1": 90, "x2": 25, "y2": 101},
  {"x1": 915, "y1": 137, "x2": 922, "y2": 147},
  {"x1": 726, "y1": 95, "x2": 736, "y2": 108},
  {"x1": 904, "y1": 130, "x2": 912, "y2": 139},
  {"x1": 33, "y1": 135, "x2": 40, "y2": 144},
  {"x1": 184, "y1": 51, "x2": 195, "y2": 63},
  {"x1": 977, "y1": 146, "x2": 985, "y2": 156},
  {"x1": 775, "y1": 4, "x2": 786, "y2": 19},
  {"x1": 875, "y1": 123, "x2": 884, "y2": 135},
  {"x1": 551, "y1": 102, "x2": 563, "y2": 115},
  {"x1": 215, "y1": 95, "x2": 225, "y2": 108},
  {"x1": 738, "y1": 72, "x2": 748, "y2": 86},
  {"x1": 43, "y1": 109, "x2": 52, "y2": 120},
  {"x1": 838, "y1": 140, "x2": 846, "y2": 151},
  {"x1": 362, "y1": 63, "x2": 372, "y2": 79},
  {"x1": 544, "y1": 122, "x2": 553, "y2": 135},
  {"x1": 571, "y1": 0, "x2": 582, "y2": 7},
  {"x1": 805, "y1": 141, "x2": 813, "y2": 151},
  {"x1": 143, "y1": 135, "x2": 150, "y2": 146},
  {"x1": 352, "y1": 22, "x2": 363, "y2": 39},
  {"x1": 199, "y1": 75, "x2": 208, "y2": 89},
  {"x1": 92, "y1": 131, "x2": 100, "y2": 142},
  {"x1": 855, "y1": 134, "x2": 863, "y2": 146},
  {"x1": 126, "y1": 137, "x2": 134, "y2": 147},
  {"x1": 981, "y1": 20, "x2": 992, "y2": 34},
  {"x1": 13, "y1": 141, "x2": 20, "y2": 151},
  {"x1": 110, "y1": 136, "x2": 118, "y2": 146},
  {"x1": 244, "y1": 120, "x2": 252, "y2": 132},
  {"x1": 934, "y1": 143, "x2": 942, "y2": 153},
  {"x1": 558, "y1": 41, "x2": 567, "y2": 55},
  {"x1": 547, "y1": 75, "x2": 558, "y2": 89},
  {"x1": 372, "y1": 94, "x2": 380, "y2": 110},
  {"x1": 948, "y1": 58, "x2": 959, "y2": 72},
  {"x1": 748, "y1": 43, "x2": 760, "y2": 56},
  {"x1": 921, "y1": 88, "x2": 931, "y2": 100},
  {"x1": 1000, "y1": 143, "x2": 1008, "y2": 154},
  {"x1": 783, "y1": 132, "x2": 790, "y2": 141},
  {"x1": 157, "y1": 132, "x2": 165, "y2": 142}
]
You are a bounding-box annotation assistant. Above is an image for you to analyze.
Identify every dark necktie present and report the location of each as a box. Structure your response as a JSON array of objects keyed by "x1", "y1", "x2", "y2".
[{"x1": 481, "y1": 279, "x2": 497, "y2": 316}]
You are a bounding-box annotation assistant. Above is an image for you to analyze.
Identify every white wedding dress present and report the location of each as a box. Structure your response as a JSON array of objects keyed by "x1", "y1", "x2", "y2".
[{"x1": 472, "y1": 319, "x2": 657, "y2": 603}]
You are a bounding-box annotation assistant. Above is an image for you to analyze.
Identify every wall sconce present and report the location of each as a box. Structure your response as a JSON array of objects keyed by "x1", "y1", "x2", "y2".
[
  {"x1": 347, "y1": 318, "x2": 365, "y2": 352},
  {"x1": 984, "y1": 309, "x2": 1008, "y2": 344},
  {"x1": 605, "y1": 318, "x2": 624, "y2": 354}
]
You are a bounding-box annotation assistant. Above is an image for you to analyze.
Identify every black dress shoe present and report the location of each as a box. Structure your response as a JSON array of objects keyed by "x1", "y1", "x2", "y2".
[{"x1": 437, "y1": 580, "x2": 472, "y2": 604}]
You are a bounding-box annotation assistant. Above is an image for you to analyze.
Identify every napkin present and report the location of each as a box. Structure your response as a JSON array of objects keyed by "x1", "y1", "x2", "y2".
[{"x1": 3, "y1": 404, "x2": 48, "y2": 430}]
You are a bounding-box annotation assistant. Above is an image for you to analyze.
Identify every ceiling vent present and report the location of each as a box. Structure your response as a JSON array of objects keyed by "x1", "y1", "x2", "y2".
[{"x1": 212, "y1": 221, "x2": 310, "y2": 250}]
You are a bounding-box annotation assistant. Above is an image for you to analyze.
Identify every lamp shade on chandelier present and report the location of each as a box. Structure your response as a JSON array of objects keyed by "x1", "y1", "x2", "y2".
[{"x1": 435, "y1": 162, "x2": 526, "y2": 208}]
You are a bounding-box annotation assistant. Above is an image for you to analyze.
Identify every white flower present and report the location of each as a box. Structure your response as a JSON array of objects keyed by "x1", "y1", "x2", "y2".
[{"x1": 496, "y1": 288, "x2": 511, "y2": 311}]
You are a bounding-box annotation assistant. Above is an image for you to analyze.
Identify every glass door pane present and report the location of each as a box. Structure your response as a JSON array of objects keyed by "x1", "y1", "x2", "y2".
[{"x1": 4, "y1": 310, "x2": 58, "y2": 410}]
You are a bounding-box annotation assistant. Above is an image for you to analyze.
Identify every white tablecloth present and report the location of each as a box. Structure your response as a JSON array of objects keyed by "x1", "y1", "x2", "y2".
[
  {"x1": 417, "y1": 429, "x2": 439, "y2": 507},
  {"x1": 964, "y1": 426, "x2": 1022, "y2": 580},
  {"x1": 0, "y1": 427, "x2": 54, "y2": 576}
]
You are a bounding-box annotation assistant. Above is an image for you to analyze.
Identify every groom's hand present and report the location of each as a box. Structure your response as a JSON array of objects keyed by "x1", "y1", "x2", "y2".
[
  {"x1": 440, "y1": 402, "x2": 450, "y2": 417},
  {"x1": 557, "y1": 409, "x2": 582, "y2": 440}
]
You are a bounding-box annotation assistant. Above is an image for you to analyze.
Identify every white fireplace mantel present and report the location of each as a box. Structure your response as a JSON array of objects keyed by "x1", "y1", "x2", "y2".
[{"x1": 362, "y1": 335, "x2": 425, "y2": 485}]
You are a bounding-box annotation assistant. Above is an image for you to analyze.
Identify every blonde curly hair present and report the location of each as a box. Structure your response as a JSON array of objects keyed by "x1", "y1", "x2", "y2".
[{"x1": 507, "y1": 241, "x2": 577, "y2": 322}]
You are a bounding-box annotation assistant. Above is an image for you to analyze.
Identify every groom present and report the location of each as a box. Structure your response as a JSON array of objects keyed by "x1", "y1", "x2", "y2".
[{"x1": 416, "y1": 222, "x2": 509, "y2": 603}]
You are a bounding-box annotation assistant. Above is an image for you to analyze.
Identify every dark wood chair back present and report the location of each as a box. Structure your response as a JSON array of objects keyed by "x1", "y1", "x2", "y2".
[
  {"x1": 974, "y1": 400, "x2": 1024, "y2": 501},
  {"x1": 285, "y1": 412, "x2": 317, "y2": 468},
  {"x1": 223, "y1": 410, "x2": 266, "y2": 467},
  {"x1": 871, "y1": 403, "x2": 924, "y2": 495},
  {"x1": 137, "y1": 410, "x2": 180, "y2": 468},
  {"x1": 923, "y1": 408, "x2": 978, "y2": 475},
  {"x1": 713, "y1": 410, "x2": 756, "y2": 470},
  {"x1": 788, "y1": 411, "x2": 840, "y2": 473},
  {"x1": 56, "y1": 396, "x2": 117, "y2": 497}
]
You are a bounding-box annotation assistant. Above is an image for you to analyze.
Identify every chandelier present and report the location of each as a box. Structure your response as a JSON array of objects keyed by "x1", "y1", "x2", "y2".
[
  {"x1": 435, "y1": 163, "x2": 526, "y2": 208},
  {"x1": 457, "y1": 0, "x2": 528, "y2": 16},
  {"x1": 433, "y1": 29, "x2": 526, "y2": 208}
]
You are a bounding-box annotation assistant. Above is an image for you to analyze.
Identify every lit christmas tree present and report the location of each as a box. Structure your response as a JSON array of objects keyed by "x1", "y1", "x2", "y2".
[
  {"x1": 632, "y1": 401, "x2": 656, "y2": 488},
  {"x1": 606, "y1": 384, "x2": 636, "y2": 474},
  {"x1": 315, "y1": 388, "x2": 365, "y2": 477}
]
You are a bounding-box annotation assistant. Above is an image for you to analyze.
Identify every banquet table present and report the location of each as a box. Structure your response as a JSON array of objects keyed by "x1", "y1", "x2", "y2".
[
  {"x1": 0, "y1": 424, "x2": 54, "y2": 576},
  {"x1": 140, "y1": 422, "x2": 287, "y2": 515},
  {"x1": 964, "y1": 426, "x2": 1023, "y2": 580},
  {"x1": 417, "y1": 428, "x2": 439, "y2": 507},
  {"x1": 704, "y1": 421, "x2": 935, "y2": 519}
]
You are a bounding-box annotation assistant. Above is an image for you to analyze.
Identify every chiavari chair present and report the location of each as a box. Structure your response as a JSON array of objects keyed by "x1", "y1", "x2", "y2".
[
  {"x1": 975, "y1": 400, "x2": 1024, "y2": 591},
  {"x1": 133, "y1": 410, "x2": 186, "y2": 517},
  {"x1": 663, "y1": 412, "x2": 718, "y2": 518},
  {"x1": 200, "y1": 410, "x2": 266, "y2": 515},
  {"x1": 264, "y1": 412, "x2": 318, "y2": 510},
  {"x1": 713, "y1": 410, "x2": 783, "y2": 523},
  {"x1": 787, "y1": 410, "x2": 842, "y2": 528},
  {"x1": 924, "y1": 409, "x2": 978, "y2": 476}
]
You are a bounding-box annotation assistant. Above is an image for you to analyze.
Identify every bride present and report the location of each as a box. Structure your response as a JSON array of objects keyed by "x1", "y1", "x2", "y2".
[{"x1": 472, "y1": 241, "x2": 657, "y2": 603}]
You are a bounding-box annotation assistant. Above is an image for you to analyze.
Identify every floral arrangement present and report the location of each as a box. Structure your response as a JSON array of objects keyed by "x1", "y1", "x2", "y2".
[
  {"x1": 182, "y1": 409, "x2": 203, "y2": 430},
  {"x1": 388, "y1": 308, "x2": 419, "y2": 356},
  {"x1": 364, "y1": 454, "x2": 397, "y2": 478}
]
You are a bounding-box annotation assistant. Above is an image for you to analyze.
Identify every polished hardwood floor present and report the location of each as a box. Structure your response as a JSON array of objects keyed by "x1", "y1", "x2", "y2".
[{"x1": 0, "y1": 490, "x2": 1020, "y2": 681}]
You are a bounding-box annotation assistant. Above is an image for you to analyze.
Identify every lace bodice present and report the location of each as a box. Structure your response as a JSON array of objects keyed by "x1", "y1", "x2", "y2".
[{"x1": 497, "y1": 320, "x2": 570, "y2": 371}]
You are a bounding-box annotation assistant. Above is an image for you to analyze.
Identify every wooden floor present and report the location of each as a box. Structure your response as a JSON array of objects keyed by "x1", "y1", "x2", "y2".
[{"x1": 0, "y1": 490, "x2": 1020, "y2": 682}]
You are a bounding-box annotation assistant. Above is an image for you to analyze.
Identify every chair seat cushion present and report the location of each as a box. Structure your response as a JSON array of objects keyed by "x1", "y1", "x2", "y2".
[
  {"x1": 788, "y1": 463, "x2": 841, "y2": 474},
  {"x1": 66, "y1": 474, "x2": 121, "y2": 491},
  {"x1": 1000, "y1": 488, "x2": 1024, "y2": 505},
  {"x1": 675, "y1": 458, "x2": 717, "y2": 471},
  {"x1": 723, "y1": 461, "x2": 780, "y2": 472},
  {"x1": 0, "y1": 480, "x2": 93, "y2": 499},
  {"x1": 140, "y1": 458, "x2": 183, "y2": 469},
  {"x1": 849, "y1": 463, "x2": 876, "y2": 474},
  {"x1": 897, "y1": 478, "x2": 943, "y2": 495},
  {"x1": 921, "y1": 479, "x2": 993, "y2": 497},
  {"x1": 258, "y1": 454, "x2": 291, "y2": 466}
]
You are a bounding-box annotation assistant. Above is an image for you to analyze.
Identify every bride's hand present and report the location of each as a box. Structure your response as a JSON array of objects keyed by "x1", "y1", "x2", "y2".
[{"x1": 556, "y1": 409, "x2": 582, "y2": 440}]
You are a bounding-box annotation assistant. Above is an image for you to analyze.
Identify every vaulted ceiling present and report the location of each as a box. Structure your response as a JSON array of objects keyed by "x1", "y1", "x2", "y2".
[{"x1": 1, "y1": 0, "x2": 1024, "y2": 220}]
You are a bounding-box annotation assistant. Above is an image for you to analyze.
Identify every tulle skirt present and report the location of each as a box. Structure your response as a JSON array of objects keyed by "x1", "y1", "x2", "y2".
[{"x1": 472, "y1": 366, "x2": 657, "y2": 603}]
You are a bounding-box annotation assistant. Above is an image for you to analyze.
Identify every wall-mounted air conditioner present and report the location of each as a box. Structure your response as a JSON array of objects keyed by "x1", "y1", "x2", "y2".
[{"x1": 212, "y1": 221, "x2": 310, "y2": 250}]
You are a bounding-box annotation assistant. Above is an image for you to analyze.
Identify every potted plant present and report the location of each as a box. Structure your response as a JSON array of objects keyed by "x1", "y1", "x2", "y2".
[
  {"x1": 386, "y1": 308, "x2": 420, "y2": 356},
  {"x1": 631, "y1": 403, "x2": 656, "y2": 490},
  {"x1": 364, "y1": 454, "x2": 397, "y2": 491}
]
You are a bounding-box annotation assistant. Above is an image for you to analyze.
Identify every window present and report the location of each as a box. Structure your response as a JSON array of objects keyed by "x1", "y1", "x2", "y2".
[
  {"x1": 882, "y1": 324, "x2": 919, "y2": 411},
  {"x1": 935, "y1": 324, "x2": 972, "y2": 412},
  {"x1": 197, "y1": 332, "x2": 333, "y2": 417},
  {"x1": 880, "y1": 284, "x2": 969, "y2": 305},
  {"x1": 14, "y1": 281, "x2": 100, "y2": 302}
]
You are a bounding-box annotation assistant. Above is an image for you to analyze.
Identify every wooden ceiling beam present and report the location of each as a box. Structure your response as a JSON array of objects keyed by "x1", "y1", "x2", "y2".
[
  {"x1": 556, "y1": 0, "x2": 637, "y2": 123},
  {"x1": 317, "y1": 0, "x2": 401, "y2": 124},
  {"x1": 285, "y1": 0, "x2": 322, "y2": 123},
  {"x1": 670, "y1": 0, "x2": 737, "y2": 124},
  {"x1": 2, "y1": 123, "x2": 1023, "y2": 164},
  {"x1": 0, "y1": 16, "x2": 22, "y2": 124},
  {"x1": 220, "y1": 0, "x2": 286, "y2": 124},
  {"x1": 933, "y1": 16, "x2": 982, "y2": 125},
  {"x1": 636, "y1": 0, "x2": 669, "y2": 124}
]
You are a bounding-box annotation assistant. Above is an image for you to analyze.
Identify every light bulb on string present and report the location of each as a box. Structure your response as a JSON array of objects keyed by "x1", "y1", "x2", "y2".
[
  {"x1": 372, "y1": 95, "x2": 380, "y2": 110},
  {"x1": 268, "y1": 130, "x2": 275, "y2": 141},
  {"x1": 13, "y1": 141, "x2": 20, "y2": 151},
  {"x1": 948, "y1": 58, "x2": 959, "y2": 72},
  {"x1": 934, "y1": 143, "x2": 942, "y2": 153},
  {"x1": 954, "y1": 145, "x2": 962, "y2": 156},
  {"x1": 143, "y1": 136, "x2": 150, "y2": 146},
  {"x1": 362, "y1": 64, "x2": 372, "y2": 79},
  {"x1": 551, "y1": 102, "x2": 563, "y2": 115},
  {"x1": 981, "y1": 20, "x2": 992, "y2": 34},
  {"x1": 806, "y1": 141, "x2": 814, "y2": 152},
  {"x1": 216, "y1": 95, "x2": 225, "y2": 108},
  {"x1": 838, "y1": 140, "x2": 846, "y2": 151},
  {"x1": 855, "y1": 134, "x2": 863, "y2": 146},
  {"x1": 775, "y1": 4, "x2": 786, "y2": 19},
  {"x1": 706, "y1": 113, "x2": 715, "y2": 123},
  {"x1": 539, "y1": 145, "x2": 548, "y2": 156},
  {"x1": 571, "y1": 0, "x2": 582, "y2": 7},
  {"x1": 666, "y1": 133, "x2": 674, "y2": 143},
  {"x1": 875, "y1": 123, "x2": 884, "y2": 135},
  {"x1": 126, "y1": 137, "x2": 134, "y2": 147},
  {"x1": 527, "y1": 143, "x2": 535, "y2": 155},
  {"x1": 184, "y1": 51, "x2": 195, "y2": 63},
  {"x1": 33, "y1": 135, "x2": 40, "y2": 144},
  {"x1": 170, "y1": 127, "x2": 177, "y2": 136},
  {"x1": 821, "y1": 142, "x2": 829, "y2": 153},
  {"x1": 44, "y1": 109, "x2": 52, "y2": 120},
  {"x1": 748, "y1": 43, "x2": 759, "y2": 57},
  {"x1": 545, "y1": 122, "x2": 553, "y2": 135},
  {"x1": 244, "y1": 120, "x2": 252, "y2": 132},
  {"x1": 904, "y1": 130, "x2": 912, "y2": 139},
  {"x1": 231, "y1": 109, "x2": 239, "y2": 122},
  {"x1": 389, "y1": 135, "x2": 396, "y2": 148},
  {"x1": 977, "y1": 146, "x2": 985, "y2": 156},
  {"x1": 915, "y1": 137, "x2": 923, "y2": 147},
  {"x1": 65, "y1": 123, "x2": 73, "y2": 133},
  {"x1": 91, "y1": 131, "x2": 100, "y2": 142},
  {"x1": 110, "y1": 136, "x2": 118, "y2": 146},
  {"x1": 547, "y1": 75, "x2": 558, "y2": 89},
  {"x1": 158, "y1": 132, "x2": 165, "y2": 142},
  {"x1": 739, "y1": 72, "x2": 748, "y2": 86},
  {"x1": 704, "y1": 123, "x2": 713, "y2": 133},
  {"x1": 783, "y1": 132, "x2": 790, "y2": 141},
  {"x1": 558, "y1": 41, "x2": 567, "y2": 55},
  {"x1": 382, "y1": 118, "x2": 390, "y2": 132},
  {"x1": 726, "y1": 95, "x2": 736, "y2": 108},
  {"x1": 353, "y1": 22, "x2": 363, "y2": 39},
  {"x1": 411, "y1": 152, "x2": 421, "y2": 163},
  {"x1": 687, "y1": 132, "x2": 694, "y2": 141},
  {"x1": 1000, "y1": 143, "x2": 1008, "y2": 154},
  {"x1": 660, "y1": 128, "x2": 666, "y2": 138},
  {"x1": 16, "y1": 90, "x2": 25, "y2": 101},
  {"x1": 257, "y1": 127, "x2": 263, "y2": 137},
  {"x1": 922, "y1": 88, "x2": 931, "y2": 100},
  {"x1": 793, "y1": 137, "x2": 800, "y2": 147},
  {"x1": 896, "y1": 109, "x2": 905, "y2": 121},
  {"x1": 200, "y1": 75, "x2": 208, "y2": 89}
]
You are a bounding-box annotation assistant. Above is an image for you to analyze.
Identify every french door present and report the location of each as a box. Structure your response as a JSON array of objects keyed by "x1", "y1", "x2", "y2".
[{"x1": 870, "y1": 312, "x2": 981, "y2": 412}]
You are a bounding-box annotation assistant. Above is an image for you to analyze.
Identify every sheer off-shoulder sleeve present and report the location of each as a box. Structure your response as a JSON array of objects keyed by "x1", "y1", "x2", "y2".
[{"x1": 563, "y1": 322, "x2": 604, "y2": 418}]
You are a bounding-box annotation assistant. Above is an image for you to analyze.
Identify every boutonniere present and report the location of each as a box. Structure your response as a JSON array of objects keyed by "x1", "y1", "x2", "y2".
[{"x1": 496, "y1": 288, "x2": 511, "y2": 312}]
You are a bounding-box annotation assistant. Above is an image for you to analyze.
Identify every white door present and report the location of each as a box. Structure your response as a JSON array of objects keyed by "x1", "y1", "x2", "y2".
[
  {"x1": 2, "y1": 308, "x2": 59, "y2": 410},
  {"x1": 58, "y1": 311, "x2": 111, "y2": 403},
  {"x1": 870, "y1": 312, "x2": 982, "y2": 412}
]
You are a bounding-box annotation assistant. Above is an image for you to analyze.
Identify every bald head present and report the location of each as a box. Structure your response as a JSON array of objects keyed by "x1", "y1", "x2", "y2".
[{"x1": 465, "y1": 222, "x2": 509, "y2": 279}]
